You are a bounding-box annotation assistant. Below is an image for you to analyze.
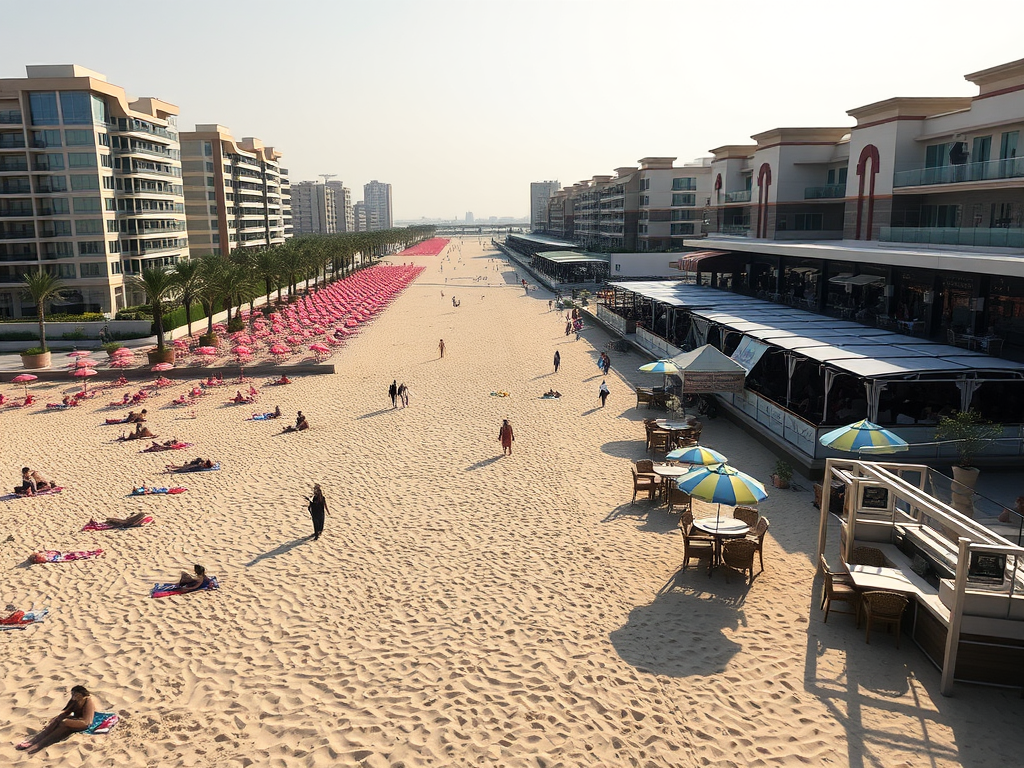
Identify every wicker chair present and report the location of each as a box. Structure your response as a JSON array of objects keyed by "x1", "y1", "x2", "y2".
[
  {"x1": 679, "y1": 510, "x2": 715, "y2": 572},
  {"x1": 819, "y1": 555, "x2": 859, "y2": 622},
  {"x1": 850, "y1": 546, "x2": 886, "y2": 568},
  {"x1": 632, "y1": 467, "x2": 658, "y2": 504},
  {"x1": 643, "y1": 419, "x2": 658, "y2": 449},
  {"x1": 666, "y1": 485, "x2": 691, "y2": 514},
  {"x1": 746, "y1": 516, "x2": 770, "y2": 572},
  {"x1": 648, "y1": 428, "x2": 671, "y2": 454},
  {"x1": 721, "y1": 539, "x2": 758, "y2": 584},
  {"x1": 636, "y1": 389, "x2": 655, "y2": 409},
  {"x1": 862, "y1": 590, "x2": 909, "y2": 648},
  {"x1": 635, "y1": 460, "x2": 661, "y2": 499},
  {"x1": 733, "y1": 506, "x2": 759, "y2": 527}
]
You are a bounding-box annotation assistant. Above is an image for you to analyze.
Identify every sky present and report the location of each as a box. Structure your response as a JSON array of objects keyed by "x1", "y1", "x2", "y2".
[{"x1": 2, "y1": 0, "x2": 1023, "y2": 221}]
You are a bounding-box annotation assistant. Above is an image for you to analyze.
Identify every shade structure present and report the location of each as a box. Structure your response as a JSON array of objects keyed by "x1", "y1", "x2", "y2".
[
  {"x1": 72, "y1": 367, "x2": 98, "y2": 392},
  {"x1": 675, "y1": 463, "x2": 768, "y2": 507},
  {"x1": 665, "y1": 445, "x2": 729, "y2": 465},
  {"x1": 819, "y1": 419, "x2": 909, "y2": 455},
  {"x1": 269, "y1": 344, "x2": 290, "y2": 356},
  {"x1": 196, "y1": 346, "x2": 217, "y2": 356},
  {"x1": 68, "y1": 350, "x2": 91, "y2": 358},
  {"x1": 638, "y1": 359, "x2": 681, "y2": 374},
  {"x1": 151, "y1": 362, "x2": 174, "y2": 372},
  {"x1": 109, "y1": 359, "x2": 132, "y2": 368},
  {"x1": 12, "y1": 372, "x2": 37, "y2": 397}
]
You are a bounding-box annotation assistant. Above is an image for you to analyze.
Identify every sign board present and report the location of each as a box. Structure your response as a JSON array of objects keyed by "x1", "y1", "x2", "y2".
[
  {"x1": 682, "y1": 371, "x2": 746, "y2": 393},
  {"x1": 730, "y1": 336, "x2": 770, "y2": 373}
]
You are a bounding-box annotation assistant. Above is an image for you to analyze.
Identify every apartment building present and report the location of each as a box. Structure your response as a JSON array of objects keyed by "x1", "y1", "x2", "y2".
[
  {"x1": 0, "y1": 64, "x2": 188, "y2": 316},
  {"x1": 363, "y1": 180, "x2": 392, "y2": 230},
  {"x1": 326, "y1": 180, "x2": 354, "y2": 232},
  {"x1": 180, "y1": 124, "x2": 288, "y2": 257},
  {"x1": 530, "y1": 180, "x2": 559, "y2": 231},
  {"x1": 353, "y1": 201, "x2": 366, "y2": 232},
  {"x1": 685, "y1": 56, "x2": 1024, "y2": 354},
  {"x1": 290, "y1": 181, "x2": 336, "y2": 235},
  {"x1": 637, "y1": 157, "x2": 713, "y2": 251}
]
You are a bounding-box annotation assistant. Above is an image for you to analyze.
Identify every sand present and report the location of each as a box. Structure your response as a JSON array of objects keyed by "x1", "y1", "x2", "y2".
[{"x1": 0, "y1": 237, "x2": 1021, "y2": 767}]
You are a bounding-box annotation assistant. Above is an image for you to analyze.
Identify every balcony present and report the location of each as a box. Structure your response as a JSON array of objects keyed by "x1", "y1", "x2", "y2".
[
  {"x1": 804, "y1": 184, "x2": 846, "y2": 199},
  {"x1": 880, "y1": 226, "x2": 1024, "y2": 248},
  {"x1": 0, "y1": 112, "x2": 22, "y2": 125},
  {"x1": 115, "y1": 144, "x2": 172, "y2": 160},
  {"x1": 120, "y1": 120, "x2": 176, "y2": 141},
  {"x1": 0, "y1": 229, "x2": 34, "y2": 240},
  {"x1": 723, "y1": 190, "x2": 752, "y2": 203},
  {"x1": 0, "y1": 181, "x2": 32, "y2": 194},
  {"x1": 893, "y1": 158, "x2": 1024, "y2": 188},
  {"x1": 0, "y1": 207, "x2": 33, "y2": 217},
  {"x1": 0, "y1": 137, "x2": 27, "y2": 149},
  {"x1": 720, "y1": 225, "x2": 751, "y2": 236}
]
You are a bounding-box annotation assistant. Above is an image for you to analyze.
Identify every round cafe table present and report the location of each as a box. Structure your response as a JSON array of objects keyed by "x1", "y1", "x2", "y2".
[{"x1": 692, "y1": 517, "x2": 750, "y2": 574}]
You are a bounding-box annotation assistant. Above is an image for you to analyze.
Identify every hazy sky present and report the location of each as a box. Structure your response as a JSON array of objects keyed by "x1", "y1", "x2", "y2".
[{"x1": 2, "y1": 0, "x2": 1022, "y2": 221}]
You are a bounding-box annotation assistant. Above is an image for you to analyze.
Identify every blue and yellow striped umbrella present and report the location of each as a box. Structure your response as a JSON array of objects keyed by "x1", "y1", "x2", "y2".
[
  {"x1": 675, "y1": 463, "x2": 768, "y2": 506},
  {"x1": 665, "y1": 445, "x2": 728, "y2": 465},
  {"x1": 638, "y1": 359, "x2": 680, "y2": 373},
  {"x1": 819, "y1": 419, "x2": 909, "y2": 454}
]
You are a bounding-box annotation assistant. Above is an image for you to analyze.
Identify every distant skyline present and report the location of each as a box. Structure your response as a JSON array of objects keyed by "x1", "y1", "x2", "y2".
[{"x1": 1, "y1": 0, "x2": 1022, "y2": 221}]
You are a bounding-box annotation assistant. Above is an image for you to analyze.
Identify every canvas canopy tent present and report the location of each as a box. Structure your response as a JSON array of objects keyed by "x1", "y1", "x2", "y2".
[{"x1": 669, "y1": 344, "x2": 747, "y2": 393}]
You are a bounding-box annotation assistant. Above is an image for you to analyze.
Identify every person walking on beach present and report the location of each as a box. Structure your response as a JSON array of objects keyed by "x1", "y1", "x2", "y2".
[
  {"x1": 553, "y1": 350, "x2": 561, "y2": 373},
  {"x1": 438, "y1": 339, "x2": 446, "y2": 359},
  {"x1": 397, "y1": 382, "x2": 407, "y2": 408},
  {"x1": 498, "y1": 419, "x2": 515, "y2": 456},
  {"x1": 599, "y1": 380, "x2": 610, "y2": 408},
  {"x1": 602, "y1": 353, "x2": 612, "y2": 375},
  {"x1": 565, "y1": 320, "x2": 572, "y2": 337},
  {"x1": 304, "y1": 483, "x2": 328, "y2": 541},
  {"x1": 389, "y1": 380, "x2": 398, "y2": 409}
]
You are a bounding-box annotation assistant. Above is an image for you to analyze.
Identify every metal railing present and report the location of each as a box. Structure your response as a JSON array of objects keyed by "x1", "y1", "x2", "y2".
[
  {"x1": 894, "y1": 157, "x2": 1024, "y2": 187},
  {"x1": 723, "y1": 190, "x2": 752, "y2": 203},
  {"x1": 880, "y1": 226, "x2": 1024, "y2": 248},
  {"x1": 804, "y1": 184, "x2": 846, "y2": 199}
]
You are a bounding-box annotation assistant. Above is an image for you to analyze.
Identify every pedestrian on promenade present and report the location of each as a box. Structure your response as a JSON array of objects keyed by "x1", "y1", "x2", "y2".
[
  {"x1": 599, "y1": 380, "x2": 610, "y2": 408},
  {"x1": 304, "y1": 483, "x2": 328, "y2": 541},
  {"x1": 389, "y1": 380, "x2": 398, "y2": 409},
  {"x1": 554, "y1": 350, "x2": 561, "y2": 373},
  {"x1": 401, "y1": 384, "x2": 411, "y2": 408},
  {"x1": 548, "y1": 300, "x2": 553, "y2": 311},
  {"x1": 565, "y1": 321, "x2": 572, "y2": 336},
  {"x1": 499, "y1": 419, "x2": 515, "y2": 456},
  {"x1": 438, "y1": 339, "x2": 446, "y2": 359}
]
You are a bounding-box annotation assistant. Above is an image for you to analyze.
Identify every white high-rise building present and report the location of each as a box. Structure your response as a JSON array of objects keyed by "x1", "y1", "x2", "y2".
[
  {"x1": 363, "y1": 180, "x2": 392, "y2": 230},
  {"x1": 530, "y1": 180, "x2": 559, "y2": 231},
  {"x1": 290, "y1": 181, "x2": 335, "y2": 235},
  {"x1": 325, "y1": 180, "x2": 354, "y2": 232}
]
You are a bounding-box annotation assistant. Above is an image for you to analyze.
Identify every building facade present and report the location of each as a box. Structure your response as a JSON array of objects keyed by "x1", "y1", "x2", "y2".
[
  {"x1": 530, "y1": 180, "x2": 559, "y2": 231},
  {"x1": 363, "y1": 180, "x2": 392, "y2": 230},
  {"x1": 180, "y1": 124, "x2": 288, "y2": 257},
  {"x1": 0, "y1": 64, "x2": 189, "y2": 316},
  {"x1": 290, "y1": 181, "x2": 336, "y2": 235},
  {"x1": 353, "y1": 201, "x2": 367, "y2": 232},
  {"x1": 325, "y1": 180, "x2": 354, "y2": 233}
]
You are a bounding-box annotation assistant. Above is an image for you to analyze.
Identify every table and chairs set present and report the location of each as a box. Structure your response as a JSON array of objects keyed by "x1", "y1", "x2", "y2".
[{"x1": 819, "y1": 545, "x2": 912, "y2": 647}]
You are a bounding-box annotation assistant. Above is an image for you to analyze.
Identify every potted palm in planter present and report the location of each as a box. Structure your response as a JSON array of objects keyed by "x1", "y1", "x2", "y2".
[
  {"x1": 19, "y1": 270, "x2": 65, "y2": 369},
  {"x1": 101, "y1": 341, "x2": 124, "y2": 358},
  {"x1": 771, "y1": 459, "x2": 793, "y2": 489},
  {"x1": 130, "y1": 267, "x2": 180, "y2": 365},
  {"x1": 935, "y1": 410, "x2": 1002, "y2": 510}
]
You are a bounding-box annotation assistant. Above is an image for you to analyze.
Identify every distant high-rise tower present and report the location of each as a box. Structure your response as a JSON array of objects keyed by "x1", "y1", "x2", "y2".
[
  {"x1": 353, "y1": 201, "x2": 367, "y2": 232},
  {"x1": 290, "y1": 182, "x2": 336, "y2": 235},
  {"x1": 363, "y1": 180, "x2": 392, "y2": 230},
  {"x1": 325, "y1": 181, "x2": 354, "y2": 232},
  {"x1": 530, "y1": 180, "x2": 560, "y2": 231},
  {"x1": 466, "y1": 212, "x2": 474, "y2": 223}
]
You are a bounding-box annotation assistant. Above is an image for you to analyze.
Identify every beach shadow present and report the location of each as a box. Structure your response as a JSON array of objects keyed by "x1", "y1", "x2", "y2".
[
  {"x1": 245, "y1": 537, "x2": 309, "y2": 567},
  {"x1": 581, "y1": 407, "x2": 600, "y2": 416},
  {"x1": 465, "y1": 456, "x2": 503, "y2": 471},
  {"x1": 356, "y1": 408, "x2": 395, "y2": 419},
  {"x1": 600, "y1": 439, "x2": 644, "y2": 460},
  {"x1": 609, "y1": 588, "x2": 744, "y2": 677},
  {"x1": 602, "y1": 501, "x2": 650, "y2": 523}
]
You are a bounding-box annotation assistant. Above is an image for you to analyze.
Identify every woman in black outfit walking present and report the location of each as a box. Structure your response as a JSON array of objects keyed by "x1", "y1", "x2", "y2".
[{"x1": 305, "y1": 483, "x2": 328, "y2": 540}]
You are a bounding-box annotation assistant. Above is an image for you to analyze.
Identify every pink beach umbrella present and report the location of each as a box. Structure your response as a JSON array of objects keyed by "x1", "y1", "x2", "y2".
[
  {"x1": 231, "y1": 345, "x2": 251, "y2": 356},
  {"x1": 68, "y1": 358, "x2": 95, "y2": 368},
  {"x1": 309, "y1": 343, "x2": 329, "y2": 355},
  {"x1": 197, "y1": 346, "x2": 217, "y2": 356},
  {"x1": 68, "y1": 351, "x2": 91, "y2": 358},
  {"x1": 112, "y1": 347, "x2": 134, "y2": 357},
  {"x1": 109, "y1": 359, "x2": 132, "y2": 368},
  {"x1": 12, "y1": 372, "x2": 37, "y2": 397},
  {"x1": 72, "y1": 367, "x2": 98, "y2": 393},
  {"x1": 151, "y1": 362, "x2": 174, "y2": 372},
  {"x1": 270, "y1": 344, "x2": 290, "y2": 356}
]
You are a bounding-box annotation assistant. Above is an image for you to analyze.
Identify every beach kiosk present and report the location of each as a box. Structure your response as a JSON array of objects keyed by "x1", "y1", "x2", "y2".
[{"x1": 815, "y1": 458, "x2": 1024, "y2": 695}]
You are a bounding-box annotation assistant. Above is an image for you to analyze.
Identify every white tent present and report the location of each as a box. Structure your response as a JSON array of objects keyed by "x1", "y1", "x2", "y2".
[{"x1": 669, "y1": 344, "x2": 747, "y2": 393}]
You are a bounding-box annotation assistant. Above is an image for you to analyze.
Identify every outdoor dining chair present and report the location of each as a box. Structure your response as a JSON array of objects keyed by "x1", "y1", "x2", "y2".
[
  {"x1": 733, "y1": 506, "x2": 759, "y2": 527},
  {"x1": 862, "y1": 590, "x2": 909, "y2": 648},
  {"x1": 819, "y1": 555, "x2": 859, "y2": 623},
  {"x1": 721, "y1": 539, "x2": 758, "y2": 584},
  {"x1": 635, "y1": 460, "x2": 661, "y2": 500},
  {"x1": 850, "y1": 546, "x2": 886, "y2": 568},
  {"x1": 631, "y1": 468, "x2": 658, "y2": 505},
  {"x1": 665, "y1": 485, "x2": 691, "y2": 514},
  {"x1": 746, "y1": 517, "x2": 770, "y2": 572},
  {"x1": 648, "y1": 429, "x2": 671, "y2": 454},
  {"x1": 679, "y1": 510, "x2": 715, "y2": 572}
]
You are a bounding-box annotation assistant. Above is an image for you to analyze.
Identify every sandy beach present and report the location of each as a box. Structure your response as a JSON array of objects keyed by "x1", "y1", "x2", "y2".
[{"x1": 1, "y1": 237, "x2": 1021, "y2": 767}]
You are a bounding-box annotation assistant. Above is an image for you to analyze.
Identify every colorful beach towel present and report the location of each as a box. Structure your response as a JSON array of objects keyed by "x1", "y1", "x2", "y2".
[
  {"x1": 150, "y1": 576, "x2": 220, "y2": 598},
  {"x1": 169, "y1": 463, "x2": 220, "y2": 473},
  {"x1": 128, "y1": 487, "x2": 186, "y2": 496},
  {"x1": 0, "y1": 609, "x2": 49, "y2": 630},
  {"x1": 30, "y1": 549, "x2": 103, "y2": 564},
  {"x1": 141, "y1": 442, "x2": 192, "y2": 453},
  {"x1": 81, "y1": 516, "x2": 153, "y2": 532},
  {"x1": 3, "y1": 486, "x2": 63, "y2": 501},
  {"x1": 249, "y1": 413, "x2": 279, "y2": 421},
  {"x1": 85, "y1": 711, "x2": 119, "y2": 734}
]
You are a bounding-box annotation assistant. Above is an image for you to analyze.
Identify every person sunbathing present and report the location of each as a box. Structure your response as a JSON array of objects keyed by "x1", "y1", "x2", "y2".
[
  {"x1": 282, "y1": 411, "x2": 308, "y2": 433},
  {"x1": 543, "y1": 390, "x2": 562, "y2": 398},
  {"x1": 167, "y1": 458, "x2": 214, "y2": 471},
  {"x1": 145, "y1": 438, "x2": 181, "y2": 452},
  {"x1": 190, "y1": 386, "x2": 204, "y2": 397},
  {"x1": 124, "y1": 409, "x2": 147, "y2": 423},
  {"x1": 248, "y1": 385, "x2": 258, "y2": 398},
  {"x1": 24, "y1": 394, "x2": 35, "y2": 405},
  {"x1": 92, "y1": 512, "x2": 148, "y2": 529},
  {"x1": 124, "y1": 423, "x2": 155, "y2": 440},
  {"x1": 177, "y1": 564, "x2": 212, "y2": 593},
  {"x1": 171, "y1": 393, "x2": 188, "y2": 405},
  {"x1": 18, "y1": 468, "x2": 56, "y2": 495},
  {"x1": 230, "y1": 390, "x2": 253, "y2": 404},
  {"x1": 16, "y1": 685, "x2": 96, "y2": 754}
]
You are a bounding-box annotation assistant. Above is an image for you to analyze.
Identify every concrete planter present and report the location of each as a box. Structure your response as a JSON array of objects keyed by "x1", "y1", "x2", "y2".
[
  {"x1": 198, "y1": 333, "x2": 221, "y2": 348},
  {"x1": 147, "y1": 348, "x2": 175, "y2": 365},
  {"x1": 21, "y1": 351, "x2": 52, "y2": 369}
]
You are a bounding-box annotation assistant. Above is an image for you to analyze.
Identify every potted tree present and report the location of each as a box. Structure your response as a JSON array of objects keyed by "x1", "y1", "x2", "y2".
[
  {"x1": 771, "y1": 459, "x2": 793, "y2": 489},
  {"x1": 131, "y1": 267, "x2": 179, "y2": 365},
  {"x1": 101, "y1": 341, "x2": 123, "y2": 358},
  {"x1": 935, "y1": 410, "x2": 1002, "y2": 498},
  {"x1": 19, "y1": 270, "x2": 65, "y2": 369}
]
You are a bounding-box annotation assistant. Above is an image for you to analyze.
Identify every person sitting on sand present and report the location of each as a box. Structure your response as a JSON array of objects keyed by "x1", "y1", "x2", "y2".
[
  {"x1": 248, "y1": 384, "x2": 258, "y2": 398},
  {"x1": 543, "y1": 389, "x2": 562, "y2": 398},
  {"x1": 92, "y1": 512, "x2": 148, "y2": 529},
  {"x1": 24, "y1": 394, "x2": 35, "y2": 405},
  {"x1": 276, "y1": 374, "x2": 291, "y2": 385},
  {"x1": 124, "y1": 423, "x2": 155, "y2": 441},
  {"x1": 18, "y1": 467, "x2": 56, "y2": 495},
  {"x1": 177, "y1": 564, "x2": 212, "y2": 593},
  {"x1": 62, "y1": 395, "x2": 74, "y2": 407},
  {"x1": 125, "y1": 408, "x2": 147, "y2": 423},
  {"x1": 0, "y1": 393, "x2": 7, "y2": 405},
  {"x1": 282, "y1": 411, "x2": 309, "y2": 433},
  {"x1": 256, "y1": 405, "x2": 282, "y2": 420},
  {"x1": 16, "y1": 685, "x2": 97, "y2": 755}
]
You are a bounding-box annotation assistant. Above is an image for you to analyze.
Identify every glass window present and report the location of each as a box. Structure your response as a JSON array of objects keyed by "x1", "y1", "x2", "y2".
[
  {"x1": 75, "y1": 219, "x2": 103, "y2": 235},
  {"x1": 37, "y1": 153, "x2": 64, "y2": 170},
  {"x1": 31, "y1": 129, "x2": 61, "y2": 147},
  {"x1": 108, "y1": 240, "x2": 120, "y2": 254},
  {"x1": 107, "y1": 220, "x2": 119, "y2": 233},
  {"x1": 73, "y1": 197, "x2": 101, "y2": 213},
  {"x1": 972, "y1": 135, "x2": 992, "y2": 163},
  {"x1": 29, "y1": 92, "x2": 59, "y2": 125},
  {"x1": 37, "y1": 198, "x2": 70, "y2": 215},
  {"x1": 1000, "y1": 131, "x2": 1019, "y2": 160},
  {"x1": 207, "y1": 177, "x2": 215, "y2": 187},
  {"x1": 68, "y1": 153, "x2": 97, "y2": 168},
  {"x1": 110, "y1": 260, "x2": 121, "y2": 273},
  {"x1": 838, "y1": 167, "x2": 848, "y2": 185},
  {"x1": 59, "y1": 92, "x2": 92, "y2": 124},
  {"x1": 70, "y1": 175, "x2": 100, "y2": 191},
  {"x1": 80, "y1": 261, "x2": 106, "y2": 277},
  {"x1": 102, "y1": 176, "x2": 114, "y2": 190},
  {"x1": 37, "y1": 176, "x2": 67, "y2": 193},
  {"x1": 64, "y1": 129, "x2": 94, "y2": 146},
  {"x1": 203, "y1": 141, "x2": 213, "y2": 156},
  {"x1": 91, "y1": 95, "x2": 108, "y2": 124},
  {"x1": 104, "y1": 198, "x2": 115, "y2": 211},
  {"x1": 100, "y1": 154, "x2": 111, "y2": 168},
  {"x1": 78, "y1": 241, "x2": 103, "y2": 255},
  {"x1": 672, "y1": 193, "x2": 696, "y2": 206}
]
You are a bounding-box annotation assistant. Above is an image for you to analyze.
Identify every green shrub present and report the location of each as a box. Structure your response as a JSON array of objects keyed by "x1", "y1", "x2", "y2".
[
  {"x1": 61, "y1": 326, "x2": 87, "y2": 340},
  {"x1": 47, "y1": 312, "x2": 105, "y2": 323},
  {"x1": 115, "y1": 304, "x2": 152, "y2": 321},
  {"x1": 101, "y1": 341, "x2": 123, "y2": 353},
  {"x1": 21, "y1": 347, "x2": 45, "y2": 356},
  {"x1": 0, "y1": 331, "x2": 38, "y2": 341},
  {"x1": 227, "y1": 316, "x2": 245, "y2": 333},
  {"x1": 106, "y1": 330, "x2": 150, "y2": 341}
]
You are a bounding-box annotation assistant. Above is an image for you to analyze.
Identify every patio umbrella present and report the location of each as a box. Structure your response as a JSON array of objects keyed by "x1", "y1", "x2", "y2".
[
  {"x1": 269, "y1": 344, "x2": 290, "y2": 356},
  {"x1": 151, "y1": 362, "x2": 174, "y2": 372},
  {"x1": 73, "y1": 367, "x2": 98, "y2": 393},
  {"x1": 676, "y1": 462, "x2": 768, "y2": 524},
  {"x1": 68, "y1": 358, "x2": 95, "y2": 368},
  {"x1": 111, "y1": 347, "x2": 134, "y2": 357},
  {"x1": 819, "y1": 419, "x2": 909, "y2": 455},
  {"x1": 231, "y1": 345, "x2": 251, "y2": 356},
  {"x1": 197, "y1": 346, "x2": 217, "y2": 356},
  {"x1": 309, "y1": 343, "x2": 329, "y2": 354},
  {"x1": 639, "y1": 359, "x2": 680, "y2": 392},
  {"x1": 109, "y1": 359, "x2": 132, "y2": 368},
  {"x1": 68, "y1": 351, "x2": 91, "y2": 358},
  {"x1": 12, "y1": 373, "x2": 37, "y2": 397},
  {"x1": 665, "y1": 445, "x2": 729, "y2": 465}
]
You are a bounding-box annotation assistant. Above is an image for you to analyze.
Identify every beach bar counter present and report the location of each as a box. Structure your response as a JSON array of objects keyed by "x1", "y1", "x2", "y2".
[{"x1": 815, "y1": 459, "x2": 1024, "y2": 695}]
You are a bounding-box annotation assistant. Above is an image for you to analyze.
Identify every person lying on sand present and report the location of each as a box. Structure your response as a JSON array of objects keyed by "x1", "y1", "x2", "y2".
[
  {"x1": 177, "y1": 564, "x2": 213, "y2": 593},
  {"x1": 542, "y1": 390, "x2": 562, "y2": 398},
  {"x1": 91, "y1": 512, "x2": 148, "y2": 529},
  {"x1": 125, "y1": 409, "x2": 147, "y2": 423},
  {"x1": 230, "y1": 390, "x2": 254, "y2": 404},
  {"x1": 144, "y1": 438, "x2": 181, "y2": 452},
  {"x1": 16, "y1": 685, "x2": 96, "y2": 755},
  {"x1": 123, "y1": 423, "x2": 155, "y2": 440},
  {"x1": 166, "y1": 458, "x2": 214, "y2": 472},
  {"x1": 282, "y1": 411, "x2": 309, "y2": 433}
]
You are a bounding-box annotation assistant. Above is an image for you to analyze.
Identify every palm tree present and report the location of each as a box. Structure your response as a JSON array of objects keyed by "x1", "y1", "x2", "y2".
[
  {"x1": 170, "y1": 259, "x2": 203, "y2": 337},
  {"x1": 252, "y1": 247, "x2": 280, "y2": 304},
  {"x1": 20, "y1": 270, "x2": 65, "y2": 353},
  {"x1": 130, "y1": 267, "x2": 180, "y2": 352},
  {"x1": 196, "y1": 255, "x2": 228, "y2": 337}
]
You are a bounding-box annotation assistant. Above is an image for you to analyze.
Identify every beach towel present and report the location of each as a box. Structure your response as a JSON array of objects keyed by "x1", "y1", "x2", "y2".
[
  {"x1": 151, "y1": 576, "x2": 220, "y2": 598},
  {"x1": 169, "y1": 463, "x2": 219, "y2": 473},
  {"x1": 489, "y1": 391, "x2": 510, "y2": 397},
  {"x1": 4, "y1": 487, "x2": 63, "y2": 501},
  {"x1": 30, "y1": 549, "x2": 103, "y2": 564},
  {"x1": 85, "y1": 712, "x2": 119, "y2": 734},
  {"x1": 249, "y1": 413, "x2": 278, "y2": 421},
  {"x1": 141, "y1": 442, "x2": 192, "y2": 453},
  {"x1": 82, "y1": 516, "x2": 153, "y2": 532},
  {"x1": 0, "y1": 609, "x2": 49, "y2": 630},
  {"x1": 128, "y1": 487, "x2": 186, "y2": 496}
]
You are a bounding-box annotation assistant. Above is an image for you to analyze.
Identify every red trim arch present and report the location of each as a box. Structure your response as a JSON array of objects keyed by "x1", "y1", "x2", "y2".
[
  {"x1": 855, "y1": 144, "x2": 880, "y2": 240},
  {"x1": 714, "y1": 173, "x2": 722, "y2": 191},
  {"x1": 756, "y1": 163, "x2": 772, "y2": 238}
]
